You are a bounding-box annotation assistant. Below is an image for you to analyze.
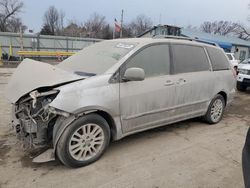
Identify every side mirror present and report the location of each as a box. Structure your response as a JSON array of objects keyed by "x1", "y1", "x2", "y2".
[{"x1": 123, "y1": 67, "x2": 145, "y2": 82}]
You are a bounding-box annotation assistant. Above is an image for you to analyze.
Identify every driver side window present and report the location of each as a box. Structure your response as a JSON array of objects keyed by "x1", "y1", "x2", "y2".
[{"x1": 124, "y1": 44, "x2": 170, "y2": 78}]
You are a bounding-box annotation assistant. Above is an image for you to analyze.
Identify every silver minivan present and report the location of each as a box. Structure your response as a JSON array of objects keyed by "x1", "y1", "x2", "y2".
[{"x1": 6, "y1": 38, "x2": 235, "y2": 167}]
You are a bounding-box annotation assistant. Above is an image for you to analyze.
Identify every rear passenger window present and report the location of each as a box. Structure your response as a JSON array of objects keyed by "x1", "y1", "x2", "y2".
[
  {"x1": 125, "y1": 44, "x2": 170, "y2": 78},
  {"x1": 172, "y1": 44, "x2": 210, "y2": 74},
  {"x1": 206, "y1": 47, "x2": 229, "y2": 71}
]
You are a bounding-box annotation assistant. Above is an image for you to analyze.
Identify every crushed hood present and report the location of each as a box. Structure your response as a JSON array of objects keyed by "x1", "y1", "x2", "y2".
[{"x1": 5, "y1": 59, "x2": 84, "y2": 103}]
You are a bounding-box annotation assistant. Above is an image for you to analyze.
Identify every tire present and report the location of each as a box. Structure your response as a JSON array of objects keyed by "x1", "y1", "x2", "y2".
[
  {"x1": 56, "y1": 114, "x2": 110, "y2": 168},
  {"x1": 237, "y1": 82, "x2": 247, "y2": 92},
  {"x1": 203, "y1": 94, "x2": 225, "y2": 124}
]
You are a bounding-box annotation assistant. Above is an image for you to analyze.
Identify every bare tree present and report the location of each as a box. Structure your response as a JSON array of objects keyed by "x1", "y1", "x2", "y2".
[
  {"x1": 234, "y1": 4, "x2": 250, "y2": 40},
  {"x1": 42, "y1": 6, "x2": 59, "y2": 35},
  {"x1": 129, "y1": 14, "x2": 153, "y2": 36},
  {"x1": 121, "y1": 24, "x2": 133, "y2": 38},
  {"x1": 63, "y1": 21, "x2": 86, "y2": 37},
  {"x1": 0, "y1": 0, "x2": 24, "y2": 32},
  {"x1": 84, "y1": 13, "x2": 107, "y2": 38},
  {"x1": 57, "y1": 10, "x2": 65, "y2": 35},
  {"x1": 233, "y1": 24, "x2": 250, "y2": 40},
  {"x1": 7, "y1": 17, "x2": 26, "y2": 32},
  {"x1": 200, "y1": 21, "x2": 239, "y2": 36},
  {"x1": 41, "y1": 6, "x2": 65, "y2": 35},
  {"x1": 101, "y1": 24, "x2": 113, "y2": 39}
]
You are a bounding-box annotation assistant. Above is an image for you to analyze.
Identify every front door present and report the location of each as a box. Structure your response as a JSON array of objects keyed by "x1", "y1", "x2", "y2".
[{"x1": 119, "y1": 44, "x2": 177, "y2": 133}]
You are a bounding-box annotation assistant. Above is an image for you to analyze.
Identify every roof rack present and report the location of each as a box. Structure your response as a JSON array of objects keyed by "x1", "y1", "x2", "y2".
[
  {"x1": 153, "y1": 35, "x2": 193, "y2": 41},
  {"x1": 153, "y1": 35, "x2": 219, "y2": 47}
]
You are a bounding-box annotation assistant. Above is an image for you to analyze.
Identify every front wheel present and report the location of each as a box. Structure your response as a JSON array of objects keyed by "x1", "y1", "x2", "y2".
[
  {"x1": 56, "y1": 114, "x2": 110, "y2": 168},
  {"x1": 203, "y1": 94, "x2": 225, "y2": 124}
]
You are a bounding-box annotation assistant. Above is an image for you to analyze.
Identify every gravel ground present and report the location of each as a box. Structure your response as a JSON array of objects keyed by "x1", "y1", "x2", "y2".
[{"x1": 0, "y1": 67, "x2": 250, "y2": 188}]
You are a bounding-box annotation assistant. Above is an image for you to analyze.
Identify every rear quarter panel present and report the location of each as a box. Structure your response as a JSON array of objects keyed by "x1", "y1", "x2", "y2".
[{"x1": 213, "y1": 70, "x2": 236, "y2": 105}]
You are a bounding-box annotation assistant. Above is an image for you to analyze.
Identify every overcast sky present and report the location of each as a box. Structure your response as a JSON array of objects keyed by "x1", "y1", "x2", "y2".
[{"x1": 21, "y1": 0, "x2": 250, "y2": 33}]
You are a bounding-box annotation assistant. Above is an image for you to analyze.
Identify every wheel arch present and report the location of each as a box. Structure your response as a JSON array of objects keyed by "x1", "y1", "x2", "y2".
[
  {"x1": 73, "y1": 106, "x2": 118, "y2": 141},
  {"x1": 53, "y1": 106, "x2": 118, "y2": 148},
  {"x1": 91, "y1": 110, "x2": 117, "y2": 141},
  {"x1": 52, "y1": 108, "x2": 119, "y2": 160},
  {"x1": 217, "y1": 91, "x2": 227, "y2": 106}
]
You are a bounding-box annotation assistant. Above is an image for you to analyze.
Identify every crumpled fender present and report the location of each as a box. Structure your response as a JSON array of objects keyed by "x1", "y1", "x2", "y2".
[
  {"x1": 52, "y1": 115, "x2": 76, "y2": 155},
  {"x1": 32, "y1": 115, "x2": 76, "y2": 163}
]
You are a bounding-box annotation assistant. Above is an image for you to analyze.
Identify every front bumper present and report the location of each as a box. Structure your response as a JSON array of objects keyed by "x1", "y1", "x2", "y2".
[
  {"x1": 11, "y1": 106, "x2": 48, "y2": 147},
  {"x1": 237, "y1": 73, "x2": 250, "y2": 86},
  {"x1": 11, "y1": 105, "x2": 56, "y2": 162}
]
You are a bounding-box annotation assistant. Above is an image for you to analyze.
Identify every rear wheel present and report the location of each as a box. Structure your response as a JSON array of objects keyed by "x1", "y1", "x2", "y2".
[
  {"x1": 203, "y1": 94, "x2": 225, "y2": 124},
  {"x1": 56, "y1": 114, "x2": 110, "y2": 168}
]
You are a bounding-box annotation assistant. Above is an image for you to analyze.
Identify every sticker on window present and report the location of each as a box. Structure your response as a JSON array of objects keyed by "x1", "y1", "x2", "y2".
[{"x1": 116, "y1": 43, "x2": 134, "y2": 49}]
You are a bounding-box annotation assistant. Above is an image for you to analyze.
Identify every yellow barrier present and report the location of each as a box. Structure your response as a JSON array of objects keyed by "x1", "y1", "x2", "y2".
[
  {"x1": 17, "y1": 51, "x2": 75, "y2": 57},
  {"x1": 9, "y1": 44, "x2": 13, "y2": 56}
]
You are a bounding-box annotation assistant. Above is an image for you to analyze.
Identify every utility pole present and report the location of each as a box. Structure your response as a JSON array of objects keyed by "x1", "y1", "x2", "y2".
[
  {"x1": 20, "y1": 26, "x2": 24, "y2": 51},
  {"x1": 120, "y1": 9, "x2": 124, "y2": 38},
  {"x1": 19, "y1": 26, "x2": 24, "y2": 61}
]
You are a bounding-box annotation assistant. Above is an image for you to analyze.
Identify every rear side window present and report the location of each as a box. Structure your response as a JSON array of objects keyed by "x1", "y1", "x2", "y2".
[
  {"x1": 172, "y1": 44, "x2": 210, "y2": 74},
  {"x1": 125, "y1": 44, "x2": 170, "y2": 78},
  {"x1": 206, "y1": 47, "x2": 229, "y2": 71}
]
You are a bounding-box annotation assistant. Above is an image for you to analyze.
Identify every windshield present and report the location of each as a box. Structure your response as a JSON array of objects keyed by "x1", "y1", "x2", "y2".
[
  {"x1": 57, "y1": 41, "x2": 137, "y2": 75},
  {"x1": 242, "y1": 59, "x2": 250, "y2": 64}
]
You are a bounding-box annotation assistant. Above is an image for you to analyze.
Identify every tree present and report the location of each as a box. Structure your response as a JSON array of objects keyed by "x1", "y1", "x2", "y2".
[
  {"x1": 63, "y1": 21, "x2": 86, "y2": 37},
  {"x1": 101, "y1": 24, "x2": 113, "y2": 39},
  {"x1": 7, "y1": 17, "x2": 26, "y2": 32},
  {"x1": 0, "y1": 0, "x2": 25, "y2": 32},
  {"x1": 232, "y1": 4, "x2": 250, "y2": 40},
  {"x1": 120, "y1": 24, "x2": 133, "y2": 38},
  {"x1": 232, "y1": 24, "x2": 250, "y2": 40},
  {"x1": 40, "y1": 24, "x2": 54, "y2": 35},
  {"x1": 200, "y1": 21, "x2": 239, "y2": 36},
  {"x1": 41, "y1": 6, "x2": 65, "y2": 35},
  {"x1": 129, "y1": 14, "x2": 153, "y2": 36},
  {"x1": 84, "y1": 13, "x2": 107, "y2": 38}
]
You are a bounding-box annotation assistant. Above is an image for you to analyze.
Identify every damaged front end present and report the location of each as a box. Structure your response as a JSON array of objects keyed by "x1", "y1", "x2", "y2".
[
  {"x1": 5, "y1": 59, "x2": 86, "y2": 163},
  {"x1": 12, "y1": 89, "x2": 69, "y2": 150}
]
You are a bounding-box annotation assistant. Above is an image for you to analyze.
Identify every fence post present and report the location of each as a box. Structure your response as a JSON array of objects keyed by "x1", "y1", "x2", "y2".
[
  {"x1": 0, "y1": 43, "x2": 2, "y2": 66},
  {"x1": 37, "y1": 33, "x2": 40, "y2": 61}
]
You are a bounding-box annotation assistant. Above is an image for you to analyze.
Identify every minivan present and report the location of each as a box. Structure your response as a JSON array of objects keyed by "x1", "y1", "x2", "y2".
[{"x1": 6, "y1": 38, "x2": 235, "y2": 167}]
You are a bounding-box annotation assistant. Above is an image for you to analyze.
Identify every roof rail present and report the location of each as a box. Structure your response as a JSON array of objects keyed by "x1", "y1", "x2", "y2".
[
  {"x1": 153, "y1": 35, "x2": 219, "y2": 47},
  {"x1": 153, "y1": 35, "x2": 193, "y2": 41}
]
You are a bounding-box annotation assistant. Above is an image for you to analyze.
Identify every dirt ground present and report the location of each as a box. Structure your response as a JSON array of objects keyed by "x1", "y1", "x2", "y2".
[{"x1": 0, "y1": 67, "x2": 250, "y2": 188}]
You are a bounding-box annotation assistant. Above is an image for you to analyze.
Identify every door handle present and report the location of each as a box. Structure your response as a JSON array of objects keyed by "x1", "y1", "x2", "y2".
[
  {"x1": 164, "y1": 80, "x2": 174, "y2": 86},
  {"x1": 176, "y1": 78, "x2": 186, "y2": 84}
]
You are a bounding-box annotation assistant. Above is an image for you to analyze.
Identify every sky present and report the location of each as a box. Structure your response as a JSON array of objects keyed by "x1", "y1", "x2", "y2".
[{"x1": 21, "y1": 0, "x2": 250, "y2": 33}]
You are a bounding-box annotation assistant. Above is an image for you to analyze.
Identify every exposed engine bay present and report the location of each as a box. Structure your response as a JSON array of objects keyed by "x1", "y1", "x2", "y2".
[{"x1": 13, "y1": 89, "x2": 69, "y2": 148}]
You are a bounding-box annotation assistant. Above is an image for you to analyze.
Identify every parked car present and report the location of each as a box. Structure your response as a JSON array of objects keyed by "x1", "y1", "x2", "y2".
[
  {"x1": 237, "y1": 64, "x2": 250, "y2": 91},
  {"x1": 238, "y1": 58, "x2": 250, "y2": 69},
  {"x1": 226, "y1": 53, "x2": 240, "y2": 70},
  {"x1": 5, "y1": 38, "x2": 236, "y2": 168}
]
